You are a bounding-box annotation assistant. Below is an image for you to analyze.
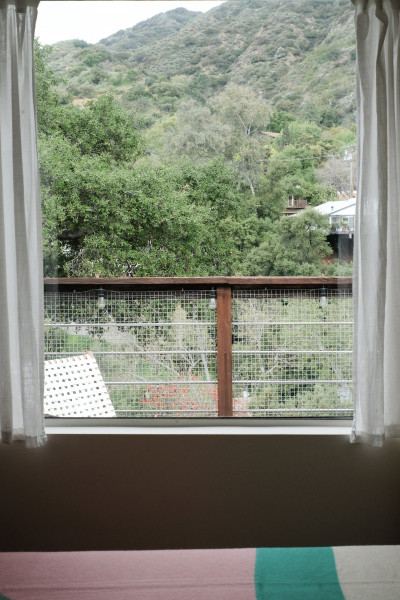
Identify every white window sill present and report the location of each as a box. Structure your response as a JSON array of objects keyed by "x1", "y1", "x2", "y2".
[{"x1": 45, "y1": 418, "x2": 352, "y2": 436}]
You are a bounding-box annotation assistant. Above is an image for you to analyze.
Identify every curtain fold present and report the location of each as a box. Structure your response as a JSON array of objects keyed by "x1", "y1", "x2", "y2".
[
  {"x1": 352, "y1": 0, "x2": 400, "y2": 445},
  {"x1": 0, "y1": 0, "x2": 46, "y2": 447}
]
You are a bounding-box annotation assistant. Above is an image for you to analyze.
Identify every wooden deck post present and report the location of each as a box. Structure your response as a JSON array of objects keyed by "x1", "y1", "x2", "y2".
[{"x1": 217, "y1": 286, "x2": 232, "y2": 417}]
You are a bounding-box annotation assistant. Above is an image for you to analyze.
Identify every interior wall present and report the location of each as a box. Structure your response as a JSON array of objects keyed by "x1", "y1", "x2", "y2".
[{"x1": 1, "y1": 434, "x2": 400, "y2": 552}]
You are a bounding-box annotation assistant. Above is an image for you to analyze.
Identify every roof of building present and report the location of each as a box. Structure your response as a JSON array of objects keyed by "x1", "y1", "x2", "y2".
[
  {"x1": 331, "y1": 204, "x2": 356, "y2": 217},
  {"x1": 314, "y1": 198, "x2": 356, "y2": 217}
]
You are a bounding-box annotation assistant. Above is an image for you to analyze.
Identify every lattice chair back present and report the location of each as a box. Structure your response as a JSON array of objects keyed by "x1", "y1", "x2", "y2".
[{"x1": 44, "y1": 352, "x2": 116, "y2": 417}]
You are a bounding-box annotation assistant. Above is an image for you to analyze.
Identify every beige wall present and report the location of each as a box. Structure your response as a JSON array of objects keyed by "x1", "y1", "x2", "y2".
[{"x1": 1, "y1": 434, "x2": 400, "y2": 551}]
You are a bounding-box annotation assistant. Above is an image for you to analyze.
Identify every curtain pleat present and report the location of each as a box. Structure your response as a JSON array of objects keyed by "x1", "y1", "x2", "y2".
[
  {"x1": 0, "y1": 0, "x2": 46, "y2": 447},
  {"x1": 352, "y1": 0, "x2": 400, "y2": 445}
]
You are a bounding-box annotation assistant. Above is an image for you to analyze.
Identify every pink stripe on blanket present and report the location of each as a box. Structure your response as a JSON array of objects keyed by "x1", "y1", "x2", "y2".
[{"x1": 0, "y1": 548, "x2": 257, "y2": 600}]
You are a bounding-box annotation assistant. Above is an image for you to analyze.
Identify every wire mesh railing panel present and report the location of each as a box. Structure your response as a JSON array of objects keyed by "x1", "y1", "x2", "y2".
[
  {"x1": 44, "y1": 290, "x2": 218, "y2": 417},
  {"x1": 232, "y1": 289, "x2": 353, "y2": 417}
]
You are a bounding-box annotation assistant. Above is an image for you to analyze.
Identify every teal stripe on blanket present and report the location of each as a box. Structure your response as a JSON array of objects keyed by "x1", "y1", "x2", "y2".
[{"x1": 255, "y1": 547, "x2": 345, "y2": 599}]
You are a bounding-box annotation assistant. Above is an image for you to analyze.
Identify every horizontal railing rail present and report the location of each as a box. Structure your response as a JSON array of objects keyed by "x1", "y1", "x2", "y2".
[
  {"x1": 44, "y1": 276, "x2": 352, "y2": 291},
  {"x1": 43, "y1": 278, "x2": 353, "y2": 418}
]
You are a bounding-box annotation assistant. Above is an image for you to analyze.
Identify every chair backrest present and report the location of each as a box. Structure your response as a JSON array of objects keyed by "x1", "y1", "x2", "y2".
[{"x1": 44, "y1": 352, "x2": 116, "y2": 417}]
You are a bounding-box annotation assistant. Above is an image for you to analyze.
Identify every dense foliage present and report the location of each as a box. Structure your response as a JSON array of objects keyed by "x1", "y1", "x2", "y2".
[{"x1": 37, "y1": 0, "x2": 356, "y2": 278}]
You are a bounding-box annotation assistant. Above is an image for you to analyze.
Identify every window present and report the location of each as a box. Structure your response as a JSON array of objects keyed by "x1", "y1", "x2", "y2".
[{"x1": 37, "y1": 0, "x2": 355, "y2": 421}]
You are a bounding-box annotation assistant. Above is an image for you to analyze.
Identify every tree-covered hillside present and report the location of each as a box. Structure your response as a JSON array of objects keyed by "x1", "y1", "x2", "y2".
[
  {"x1": 98, "y1": 7, "x2": 201, "y2": 51},
  {"x1": 37, "y1": 0, "x2": 356, "y2": 278},
  {"x1": 45, "y1": 0, "x2": 356, "y2": 125}
]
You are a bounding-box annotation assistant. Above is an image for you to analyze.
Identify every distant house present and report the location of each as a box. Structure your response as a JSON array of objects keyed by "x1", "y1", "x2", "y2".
[
  {"x1": 314, "y1": 194, "x2": 356, "y2": 262},
  {"x1": 284, "y1": 196, "x2": 308, "y2": 215},
  {"x1": 314, "y1": 196, "x2": 356, "y2": 234}
]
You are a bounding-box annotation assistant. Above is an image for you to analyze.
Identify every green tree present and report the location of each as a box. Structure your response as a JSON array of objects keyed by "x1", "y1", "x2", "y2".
[
  {"x1": 164, "y1": 84, "x2": 271, "y2": 195},
  {"x1": 34, "y1": 40, "x2": 62, "y2": 135},
  {"x1": 165, "y1": 99, "x2": 230, "y2": 159},
  {"x1": 275, "y1": 120, "x2": 324, "y2": 151},
  {"x1": 260, "y1": 120, "x2": 337, "y2": 212},
  {"x1": 49, "y1": 94, "x2": 143, "y2": 162},
  {"x1": 243, "y1": 209, "x2": 332, "y2": 276},
  {"x1": 40, "y1": 127, "x2": 246, "y2": 276},
  {"x1": 267, "y1": 109, "x2": 296, "y2": 133},
  {"x1": 260, "y1": 145, "x2": 320, "y2": 213},
  {"x1": 36, "y1": 40, "x2": 249, "y2": 278},
  {"x1": 209, "y1": 84, "x2": 271, "y2": 195}
]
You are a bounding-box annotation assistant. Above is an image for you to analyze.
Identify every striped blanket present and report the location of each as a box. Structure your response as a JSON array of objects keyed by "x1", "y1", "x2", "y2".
[{"x1": 1, "y1": 546, "x2": 399, "y2": 599}]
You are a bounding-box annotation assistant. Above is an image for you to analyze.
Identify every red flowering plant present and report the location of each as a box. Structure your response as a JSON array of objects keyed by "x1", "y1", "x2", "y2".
[{"x1": 140, "y1": 373, "x2": 250, "y2": 417}]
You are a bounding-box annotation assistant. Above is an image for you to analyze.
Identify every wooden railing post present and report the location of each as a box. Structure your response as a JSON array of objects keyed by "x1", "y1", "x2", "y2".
[{"x1": 217, "y1": 286, "x2": 232, "y2": 417}]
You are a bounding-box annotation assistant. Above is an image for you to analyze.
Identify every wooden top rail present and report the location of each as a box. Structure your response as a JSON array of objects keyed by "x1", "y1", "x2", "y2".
[{"x1": 44, "y1": 276, "x2": 352, "y2": 291}]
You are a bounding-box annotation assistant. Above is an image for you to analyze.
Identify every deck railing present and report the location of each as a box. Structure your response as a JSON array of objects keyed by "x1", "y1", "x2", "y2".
[{"x1": 44, "y1": 277, "x2": 353, "y2": 418}]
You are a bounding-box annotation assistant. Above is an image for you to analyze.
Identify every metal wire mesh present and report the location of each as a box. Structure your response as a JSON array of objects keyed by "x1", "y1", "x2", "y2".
[
  {"x1": 232, "y1": 289, "x2": 353, "y2": 417},
  {"x1": 44, "y1": 290, "x2": 218, "y2": 417},
  {"x1": 44, "y1": 286, "x2": 353, "y2": 418}
]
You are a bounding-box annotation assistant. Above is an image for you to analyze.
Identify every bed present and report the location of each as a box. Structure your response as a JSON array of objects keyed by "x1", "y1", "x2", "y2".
[{"x1": 0, "y1": 546, "x2": 399, "y2": 599}]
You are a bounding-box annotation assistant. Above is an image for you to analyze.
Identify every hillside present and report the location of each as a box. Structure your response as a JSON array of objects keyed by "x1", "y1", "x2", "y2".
[
  {"x1": 44, "y1": 0, "x2": 356, "y2": 126},
  {"x1": 98, "y1": 6, "x2": 201, "y2": 51}
]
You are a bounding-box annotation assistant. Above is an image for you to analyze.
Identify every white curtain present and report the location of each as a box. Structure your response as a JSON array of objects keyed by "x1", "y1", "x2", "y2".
[
  {"x1": 352, "y1": 0, "x2": 400, "y2": 445},
  {"x1": 0, "y1": 0, "x2": 46, "y2": 447}
]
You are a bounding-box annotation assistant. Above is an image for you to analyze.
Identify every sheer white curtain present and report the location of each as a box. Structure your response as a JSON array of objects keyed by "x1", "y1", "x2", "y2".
[
  {"x1": 0, "y1": 0, "x2": 46, "y2": 447},
  {"x1": 352, "y1": 0, "x2": 400, "y2": 445}
]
